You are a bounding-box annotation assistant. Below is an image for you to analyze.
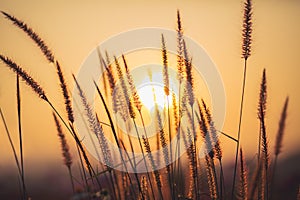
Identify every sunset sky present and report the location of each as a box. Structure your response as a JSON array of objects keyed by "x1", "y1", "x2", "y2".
[{"x1": 0, "y1": 0, "x2": 299, "y2": 175}]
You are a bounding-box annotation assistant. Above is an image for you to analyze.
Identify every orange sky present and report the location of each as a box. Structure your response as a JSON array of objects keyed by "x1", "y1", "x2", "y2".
[{"x1": 0, "y1": 0, "x2": 299, "y2": 169}]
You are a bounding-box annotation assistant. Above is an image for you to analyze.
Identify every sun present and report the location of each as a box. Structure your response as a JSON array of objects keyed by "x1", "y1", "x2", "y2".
[{"x1": 137, "y1": 82, "x2": 172, "y2": 111}]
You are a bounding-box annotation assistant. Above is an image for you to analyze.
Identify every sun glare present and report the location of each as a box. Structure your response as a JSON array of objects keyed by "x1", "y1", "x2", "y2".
[{"x1": 137, "y1": 83, "x2": 172, "y2": 111}]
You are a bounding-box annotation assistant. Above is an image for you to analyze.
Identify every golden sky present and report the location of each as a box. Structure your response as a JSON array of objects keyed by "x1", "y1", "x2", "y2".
[{"x1": 0, "y1": 0, "x2": 299, "y2": 168}]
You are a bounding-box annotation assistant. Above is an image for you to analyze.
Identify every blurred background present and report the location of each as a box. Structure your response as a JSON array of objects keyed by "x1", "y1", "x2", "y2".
[{"x1": 0, "y1": 0, "x2": 299, "y2": 199}]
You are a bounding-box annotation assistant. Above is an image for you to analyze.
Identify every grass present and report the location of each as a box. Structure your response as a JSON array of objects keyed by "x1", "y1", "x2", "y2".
[{"x1": 0, "y1": 0, "x2": 297, "y2": 199}]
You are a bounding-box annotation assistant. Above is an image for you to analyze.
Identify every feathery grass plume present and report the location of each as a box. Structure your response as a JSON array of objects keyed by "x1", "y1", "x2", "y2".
[
  {"x1": 73, "y1": 75, "x2": 112, "y2": 167},
  {"x1": 238, "y1": 148, "x2": 248, "y2": 200},
  {"x1": 274, "y1": 97, "x2": 289, "y2": 156},
  {"x1": 16, "y1": 75, "x2": 27, "y2": 200},
  {"x1": 103, "y1": 52, "x2": 126, "y2": 128},
  {"x1": 258, "y1": 69, "x2": 269, "y2": 167},
  {"x1": 271, "y1": 96, "x2": 289, "y2": 199},
  {"x1": 96, "y1": 47, "x2": 108, "y2": 99},
  {"x1": 202, "y1": 99, "x2": 222, "y2": 160},
  {"x1": 1, "y1": 11, "x2": 54, "y2": 62},
  {"x1": 205, "y1": 155, "x2": 218, "y2": 200},
  {"x1": 186, "y1": 128, "x2": 197, "y2": 199},
  {"x1": 97, "y1": 113, "x2": 119, "y2": 199},
  {"x1": 0, "y1": 55, "x2": 48, "y2": 101},
  {"x1": 196, "y1": 100, "x2": 214, "y2": 158},
  {"x1": 71, "y1": 76, "x2": 105, "y2": 190},
  {"x1": 161, "y1": 34, "x2": 170, "y2": 96},
  {"x1": 53, "y1": 113, "x2": 75, "y2": 193},
  {"x1": 176, "y1": 10, "x2": 185, "y2": 83},
  {"x1": 122, "y1": 172, "x2": 130, "y2": 200},
  {"x1": 257, "y1": 69, "x2": 269, "y2": 200},
  {"x1": 172, "y1": 92, "x2": 179, "y2": 132},
  {"x1": 258, "y1": 69, "x2": 267, "y2": 122},
  {"x1": 55, "y1": 61, "x2": 74, "y2": 123},
  {"x1": 103, "y1": 51, "x2": 116, "y2": 96},
  {"x1": 114, "y1": 56, "x2": 136, "y2": 119},
  {"x1": 53, "y1": 113, "x2": 72, "y2": 168},
  {"x1": 241, "y1": 0, "x2": 253, "y2": 60},
  {"x1": 140, "y1": 176, "x2": 150, "y2": 200},
  {"x1": 142, "y1": 135, "x2": 163, "y2": 199},
  {"x1": 95, "y1": 115, "x2": 112, "y2": 167},
  {"x1": 180, "y1": 92, "x2": 199, "y2": 199},
  {"x1": 1, "y1": 12, "x2": 74, "y2": 124},
  {"x1": 122, "y1": 54, "x2": 142, "y2": 112},
  {"x1": 202, "y1": 99, "x2": 224, "y2": 198},
  {"x1": 153, "y1": 89, "x2": 173, "y2": 197},
  {"x1": 183, "y1": 39, "x2": 194, "y2": 107}
]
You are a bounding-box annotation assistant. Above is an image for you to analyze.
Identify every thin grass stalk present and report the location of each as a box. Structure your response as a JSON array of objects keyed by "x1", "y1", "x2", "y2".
[
  {"x1": 16, "y1": 75, "x2": 27, "y2": 200},
  {"x1": 232, "y1": 59, "x2": 248, "y2": 199},
  {"x1": 0, "y1": 108, "x2": 25, "y2": 199},
  {"x1": 232, "y1": 0, "x2": 253, "y2": 197}
]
